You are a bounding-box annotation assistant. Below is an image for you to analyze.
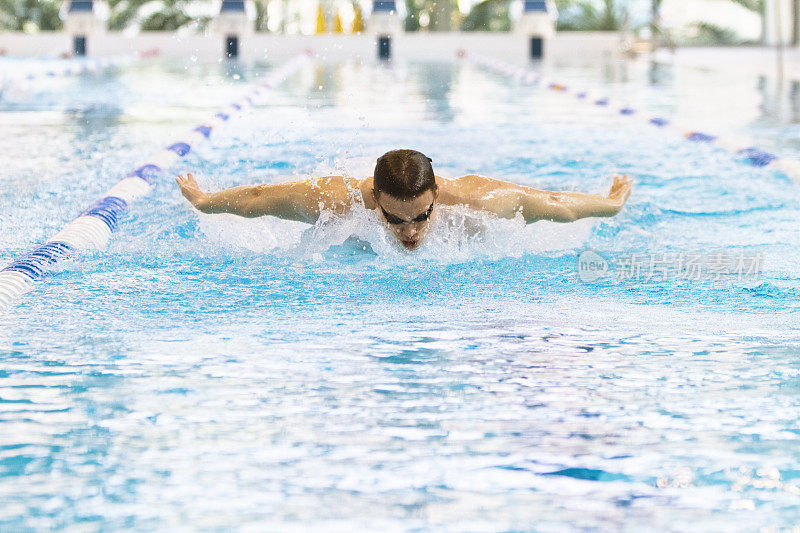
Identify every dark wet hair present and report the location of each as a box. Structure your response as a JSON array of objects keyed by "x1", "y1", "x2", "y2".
[{"x1": 373, "y1": 149, "x2": 436, "y2": 200}]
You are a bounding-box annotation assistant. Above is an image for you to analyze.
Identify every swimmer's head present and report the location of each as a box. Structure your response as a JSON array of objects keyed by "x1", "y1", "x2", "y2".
[{"x1": 373, "y1": 149, "x2": 438, "y2": 250}]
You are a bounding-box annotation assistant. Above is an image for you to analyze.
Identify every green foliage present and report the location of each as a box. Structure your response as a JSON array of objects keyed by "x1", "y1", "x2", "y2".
[
  {"x1": 0, "y1": 0, "x2": 63, "y2": 31},
  {"x1": 140, "y1": 9, "x2": 191, "y2": 31},
  {"x1": 461, "y1": 0, "x2": 510, "y2": 32},
  {"x1": 0, "y1": 0, "x2": 213, "y2": 32},
  {"x1": 553, "y1": 0, "x2": 573, "y2": 12},
  {"x1": 728, "y1": 0, "x2": 763, "y2": 12},
  {"x1": 0, "y1": 0, "x2": 768, "y2": 34},
  {"x1": 557, "y1": 0, "x2": 628, "y2": 31},
  {"x1": 107, "y1": 0, "x2": 210, "y2": 31},
  {"x1": 404, "y1": 0, "x2": 459, "y2": 32},
  {"x1": 254, "y1": 0, "x2": 268, "y2": 31},
  {"x1": 556, "y1": 0, "x2": 762, "y2": 35},
  {"x1": 405, "y1": 0, "x2": 421, "y2": 31},
  {"x1": 107, "y1": 0, "x2": 142, "y2": 31},
  {"x1": 685, "y1": 21, "x2": 743, "y2": 45}
]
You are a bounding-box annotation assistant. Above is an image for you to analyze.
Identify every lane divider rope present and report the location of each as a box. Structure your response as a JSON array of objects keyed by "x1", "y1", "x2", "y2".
[
  {"x1": 1, "y1": 50, "x2": 158, "y2": 86},
  {"x1": 0, "y1": 53, "x2": 310, "y2": 312},
  {"x1": 463, "y1": 52, "x2": 800, "y2": 183}
]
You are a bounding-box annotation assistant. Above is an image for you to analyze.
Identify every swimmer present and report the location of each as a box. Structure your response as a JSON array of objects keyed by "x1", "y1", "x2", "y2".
[{"x1": 176, "y1": 149, "x2": 632, "y2": 250}]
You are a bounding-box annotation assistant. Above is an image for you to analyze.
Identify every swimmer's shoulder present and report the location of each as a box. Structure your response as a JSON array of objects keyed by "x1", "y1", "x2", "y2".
[
  {"x1": 300, "y1": 175, "x2": 363, "y2": 215},
  {"x1": 358, "y1": 176, "x2": 376, "y2": 209},
  {"x1": 437, "y1": 175, "x2": 485, "y2": 205}
]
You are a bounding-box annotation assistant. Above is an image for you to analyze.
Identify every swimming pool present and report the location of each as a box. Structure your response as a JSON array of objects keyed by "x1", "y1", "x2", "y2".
[{"x1": 1, "y1": 55, "x2": 799, "y2": 530}]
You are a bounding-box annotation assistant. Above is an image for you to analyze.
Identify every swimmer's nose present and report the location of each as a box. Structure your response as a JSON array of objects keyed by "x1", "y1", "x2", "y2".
[{"x1": 401, "y1": 225, "x2": 417, "y2": 238}]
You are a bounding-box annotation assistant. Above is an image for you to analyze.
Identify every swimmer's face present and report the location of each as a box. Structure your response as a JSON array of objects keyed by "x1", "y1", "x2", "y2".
[{"x1": 374, "y1": 188, "x2": 438, "y2": 250}]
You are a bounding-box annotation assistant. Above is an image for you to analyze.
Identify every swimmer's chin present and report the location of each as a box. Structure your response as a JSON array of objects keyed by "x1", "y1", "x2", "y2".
[{"x1": 399, "y1": 238, "x2": 422, "y2": 250}]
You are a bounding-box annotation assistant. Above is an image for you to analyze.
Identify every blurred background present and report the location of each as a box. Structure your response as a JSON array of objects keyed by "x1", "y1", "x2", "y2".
[
  {"x1": 3, "y1": 0, "x2": 800, "y2": 530},
  {"x1": 0, "y1": 0, "x2": 787, "y2": 45}
]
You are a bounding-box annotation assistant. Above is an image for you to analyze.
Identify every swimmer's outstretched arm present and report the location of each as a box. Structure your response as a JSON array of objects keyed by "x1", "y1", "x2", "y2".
[
  {"x1": 461, "y1": 174, "x2": 632, "y2": 223},
  {"x1": 176, "y1": 173, "x2": 351, "y2": 223}
]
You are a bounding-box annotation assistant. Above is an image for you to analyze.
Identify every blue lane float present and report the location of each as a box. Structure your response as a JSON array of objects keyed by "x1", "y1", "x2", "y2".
[
  {"x1": 167, "y1": 142, "x2": 192, "y2": 157},
  {"x1": 0, "y1": 53, "x2": 310, "y2": 312},
  {"x1": 2, "y1": 242, "x2": 76, "y2": 281},
  {"x1": 194, "y1": 125, "x2": 213, "y2": 138},
  {"x1": 127, "y1": 164, "x2": 162, "y2": 184},
  {"x1": 686, "y1": 132, "x2": 717, "y2": 142},
  {"x1": 80, "y1": 196, "x2": 129, "y2": 232},
  {"x1": 738, "y1": 147, "x2": 778, "y2": 167},
  {"x1": 1, "y1": 55, "x2": 138, "y2": 86},
  {"x1": 464, "y1": 52, "x2": 800, "y2": 183}
]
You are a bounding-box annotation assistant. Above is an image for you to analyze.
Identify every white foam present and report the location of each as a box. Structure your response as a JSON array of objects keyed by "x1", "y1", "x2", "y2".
[
  {"x1": 197, "y1": 155, "x2": 596, "y2": 263},
  {"x1": 196, "y1": 195, "x2": 596, "y2": 265},
  {"x1": 196, "y1": 212, "x2": 308, "y2": 253}
]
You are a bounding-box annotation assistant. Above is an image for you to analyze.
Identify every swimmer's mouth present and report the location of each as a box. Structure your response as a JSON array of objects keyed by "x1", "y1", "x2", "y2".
[{"x1": 400, "y1": 238, "x2": 420, "y2": 249}]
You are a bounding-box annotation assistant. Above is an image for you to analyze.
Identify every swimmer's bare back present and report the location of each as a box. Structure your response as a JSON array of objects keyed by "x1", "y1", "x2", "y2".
[{"x1": 176, "y1": 173, "x2": 632, "y2": 224}]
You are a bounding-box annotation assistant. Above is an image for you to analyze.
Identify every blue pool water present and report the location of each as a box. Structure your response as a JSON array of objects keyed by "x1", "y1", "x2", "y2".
[{"x1": 1, "y1": 56, "x2": 799, "y2": 530}]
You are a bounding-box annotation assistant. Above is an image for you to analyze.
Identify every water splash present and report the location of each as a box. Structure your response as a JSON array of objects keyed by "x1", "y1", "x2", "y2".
[
  {"x1": 195, "y1": 154, "x2": 596, "y2": 263},
  {"x1": 196, "y1": 196, "x2": 596, "y2": 265}
]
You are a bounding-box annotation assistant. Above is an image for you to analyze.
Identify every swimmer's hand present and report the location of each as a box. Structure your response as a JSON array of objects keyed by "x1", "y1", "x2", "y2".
[
  {"x1": 606, "y1": 174, "x2": 632, "y2": 212},
  {"x1": 176, "y1": 173, "x2": 210, "y2": 211}
]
